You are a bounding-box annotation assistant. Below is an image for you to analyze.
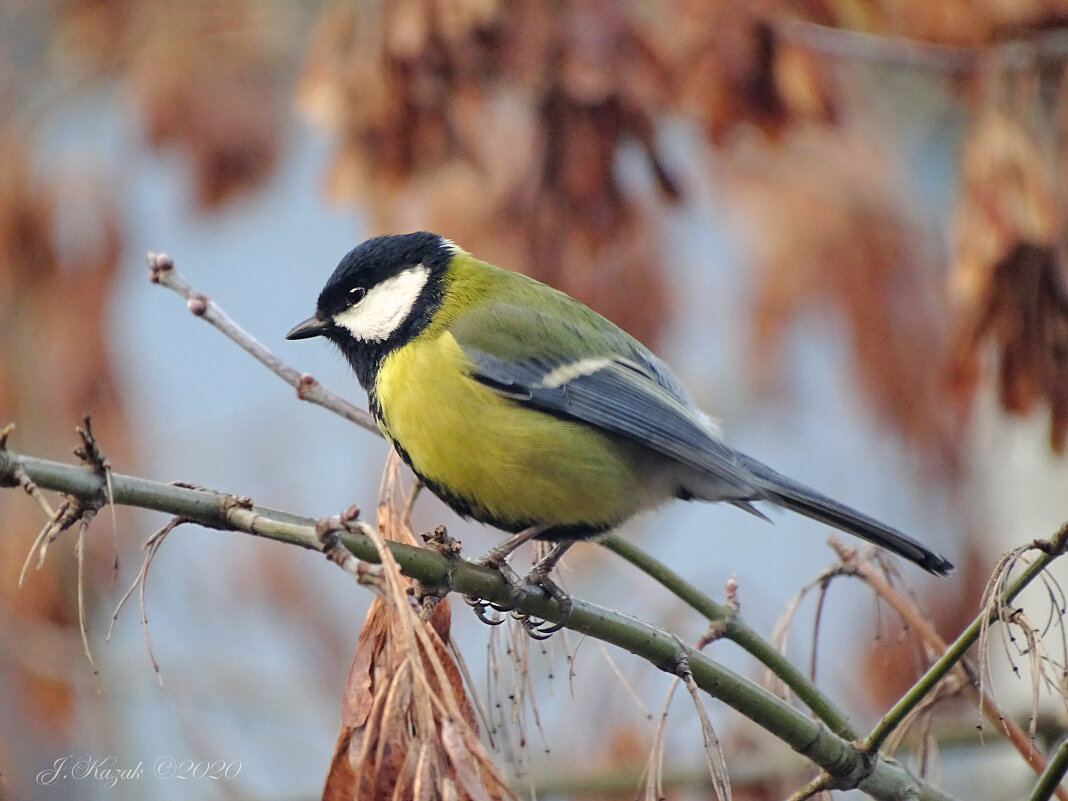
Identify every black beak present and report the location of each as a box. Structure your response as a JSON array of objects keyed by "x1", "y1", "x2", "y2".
[{"x1": 286, "y1": 315, "x2": 330, "y2": 340}]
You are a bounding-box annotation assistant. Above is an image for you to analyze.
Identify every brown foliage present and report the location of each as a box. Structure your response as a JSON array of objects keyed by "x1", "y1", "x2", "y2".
[
  {"x1": 59, "y1": 0, "x2": 289, "y2": 208},
  {"x1": 323, "y1": 456, "x2": 511, "y2": 801},
  {"x1": 949, "y1": 109, "x2": 1068, "y2": 452},
  {"x1": 0, "y1": 132, "x2": 129, "y2": 763},
  {"x1": 671, "y1": 2, "x2": 838, "y2": 144},
  {"x1": 299, "y1": 0, "x2": 675, "y2": 344},
  {"x1": 723, "y1": 129, "x2": 964, "y2": 470},
  {"x1": 11, "y1": 1, "x2": 1068, "y2": 793}
]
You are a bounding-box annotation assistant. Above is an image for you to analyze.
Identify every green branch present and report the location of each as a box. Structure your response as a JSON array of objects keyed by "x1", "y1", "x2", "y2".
[
  {"x1": 1, "y1": 445, "x2": 956, "y2": 801},
  {"x1": 601, "y1": 533, "x2": 858, "y2": 740},
  {"x1": 863, "y1": 524, "x2": 1068, "y2": 753},
  {"x1": 1030, "y1": 736, "x2": 1068, "y2": 801}
]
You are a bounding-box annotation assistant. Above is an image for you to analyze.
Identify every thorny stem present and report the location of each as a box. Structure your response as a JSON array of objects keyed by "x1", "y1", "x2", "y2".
[
  {"x1": 601, "y1": 533, "x2": 858, "y2": 741},
  {"x1": 1, "y1": 444, "x2": 957, "y2": 801}
]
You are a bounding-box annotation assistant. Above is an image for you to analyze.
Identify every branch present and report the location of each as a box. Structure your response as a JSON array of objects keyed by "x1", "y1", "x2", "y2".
[
  {"x1": 774, "y1": 18, "x2": 1068, "y2": 73},
  {"x1": 147, "y1": 252, "x2": 378, "y2": 433},
  {"x1": 833, "y1": 542, "x2": 1068, "y2": 801},
  {"x1": 139, "y1": 251, "x2": 1043, "y2": 799},
  {"x1": 1031, "y1": 736, "x2": 1068, "y2": 801},
  {"x1": 863, "y1": 524, "x2": 1068, "y2": 754},
  {"x1": 147, "y1": 254, "x2": 865, "y2": 740},
  {"x1": 602, "y1": 533, "x2": 858, "y2": 741},
  {"x1": 1, "y1": 444, "x2": 957, "y2": 801}
]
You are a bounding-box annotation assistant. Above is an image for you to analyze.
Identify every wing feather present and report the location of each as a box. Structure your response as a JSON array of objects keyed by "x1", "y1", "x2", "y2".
[
  {"x1": 464, "y1": 346, "x2": 755, "y2": 495},
  {"x1": 446, "y1": 297, "x2": 953, "y2": 575}
]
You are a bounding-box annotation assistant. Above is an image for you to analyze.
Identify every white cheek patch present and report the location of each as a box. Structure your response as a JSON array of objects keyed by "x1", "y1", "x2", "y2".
[{"x1": 333, "y1": 265, "x2": 430, "y2": 342}]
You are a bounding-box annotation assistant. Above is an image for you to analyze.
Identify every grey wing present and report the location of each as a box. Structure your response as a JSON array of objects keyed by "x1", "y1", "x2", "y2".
[
  {"x1": 463, "y1": 346, "x2": 759, "y2": 499},
  {"x1": 462, "y1": 343, "x2": 954, "y2": 574}
]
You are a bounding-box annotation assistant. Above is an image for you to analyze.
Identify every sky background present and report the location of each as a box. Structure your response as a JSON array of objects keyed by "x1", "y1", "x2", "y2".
[{"x1": 6, "y1": 6, "x2": 1068, "y2": 801}]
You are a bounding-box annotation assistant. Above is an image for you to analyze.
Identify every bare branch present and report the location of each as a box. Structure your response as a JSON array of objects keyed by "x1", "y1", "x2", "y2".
[
  {"x1": 0, "y1": 441, "x2": 961, "y2": 801},
  {"x1": 676, "y1": 654, "x2": 732, "y2": 801},
  {"x1": 827, "y1": 540, "x2": 1068, "y2": 799},
  {"x1": 146, "y1": 252, "x2": 378, "y2": 433},
  {"x1": 1030, "y1": 735, "x2": 1068, "y2": 801},
  {"x1": 862, "y1": 524, "x2": 1068, "y2": 777},
  {"x1": 602, "y1": 533, "x2": 859, "y2": 741},
  {"x1": 107, "y1": 517, "x2": 184, "y2": 685}
]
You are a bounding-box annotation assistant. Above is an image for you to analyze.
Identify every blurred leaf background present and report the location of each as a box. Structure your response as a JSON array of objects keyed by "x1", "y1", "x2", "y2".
[{"x1": 3, "y1": 1, "x2": 1068, "y2": 799}]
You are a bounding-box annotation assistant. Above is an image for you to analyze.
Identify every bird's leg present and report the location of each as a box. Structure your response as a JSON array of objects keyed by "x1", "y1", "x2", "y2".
[
  {"x1": 522, "y1": 541, "x2": 575, "y2": 637},
  {"x1": 466, "y1": 528, "x2": 575, "y2": 637},
  {"x1": 479, "y1": 525, "x2": 547, "y2": 570},
  {"x1": 465, "y1": 526, "x2": 546, "y2": 624}
]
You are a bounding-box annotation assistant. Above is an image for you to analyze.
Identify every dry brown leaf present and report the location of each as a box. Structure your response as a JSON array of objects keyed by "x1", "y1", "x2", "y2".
[
  {"x1": 723, "y1": 128, "x2": 964, "y2": 471},
  {"x1": 669, "y1": 2, "x2": 838, "y2": 145},
  {"x1": 58, "y1": 0, "x2": 289, "y2": 208},
  {"x1": 948, "y1": 109, "x2": 1068, "y2": 452},
  {"x1": 322, "y1": 453, "x2": 512, "y2": 801},
  {"x1": 299, "y1": 0, "x2": 676, "y2": 345},
  {"x1": 872, "y1": 0, "x2": 1068, "y2": 46},
  {"x1": 0, "y1": 131, "x2": 130, "y2": 789}
]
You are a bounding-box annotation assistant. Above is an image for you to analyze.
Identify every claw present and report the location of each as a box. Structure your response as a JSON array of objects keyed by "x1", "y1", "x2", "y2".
[
  {"x1": 524, "y1": 620, "x2": 556, "y2": 641},
  {"x1": 523, "y1": 570, "x2": 573, "y2": 635},
  {"x1": 507, "y1": 608, "x2": 554, "y2": 640},
  {"x1": 465, "y1": 595, "x2": 506, "y2": 626},
  {"x1": 467, "y1": 535, "x2": 575, "y2": 638}
]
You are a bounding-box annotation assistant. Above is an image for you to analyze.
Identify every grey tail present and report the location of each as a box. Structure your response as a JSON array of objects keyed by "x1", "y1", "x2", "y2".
[{"x1": 737, "y1": 455, "x2": 953, "y2": 576}]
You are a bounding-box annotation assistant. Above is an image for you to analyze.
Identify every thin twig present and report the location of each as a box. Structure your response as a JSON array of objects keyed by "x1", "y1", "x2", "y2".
[
  {"x1": 862, "y1": 524, "x2": 1068, "y2": 800},
  {"x1": 75, "y1": 520, "x2": 100, "y2": 686},
  {"x1": 19, "y1": 498, "x2": 96, "y2": 588},
  {"x1": 775, "y1": 18, "x2": 1068, "y2": 73},
  {"x1": 597, "y1": 640, "x2": 653, "y2": 719},
  {"x1": 834, "y1": 541, "x2": 1066, "y2": 799},
  {"x1": 147, "y1": 252, "x2": 377, "y2": 432},
  {"x1": 1029, "y1": 735, "x2": 1068, "y2": 801},
  {"x1": 108, "y1": 517, "x2": 185, "y2": 685},
  {"x1": 810, "y1": 575, "x2": 832, "y2": 684},
  {"x1": 601, "y1": 533, "x2": 858, "y2": 741},
  {"x1": 75, "y1": 415, "x2": 121, "y2": 579},
  {"x1": 676, "y1": 653, "x2": 732, "y2": 801},
  {"x1": 785, "y1": 772, "x2": 834, "y2": 801},
  {"x1": 643, "y1": 674, "x2": 679, "y2": 800}
]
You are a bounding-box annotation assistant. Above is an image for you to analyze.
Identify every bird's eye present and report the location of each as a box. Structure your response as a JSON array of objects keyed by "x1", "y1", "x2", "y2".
[{"x1": 348, "y1": 287, "x2": 367, "y2": 305}]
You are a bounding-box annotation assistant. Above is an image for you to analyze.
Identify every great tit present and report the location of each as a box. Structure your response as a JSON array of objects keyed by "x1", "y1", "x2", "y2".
[{"x1": 287, "y1": 232, "x2": 952, "y2": 605}]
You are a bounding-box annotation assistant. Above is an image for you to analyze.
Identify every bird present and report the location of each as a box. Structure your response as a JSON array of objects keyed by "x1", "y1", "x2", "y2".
[{"x1": 286, "y1": 232, "x2": 952, "y2": 629}]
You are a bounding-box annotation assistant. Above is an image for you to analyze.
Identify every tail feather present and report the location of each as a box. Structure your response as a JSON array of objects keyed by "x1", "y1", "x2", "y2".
[{"x1": 737, "y1": 455, "x2": 953, "y2": 576}]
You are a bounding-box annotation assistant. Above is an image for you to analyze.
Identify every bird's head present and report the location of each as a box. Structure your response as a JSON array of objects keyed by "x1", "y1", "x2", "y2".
[{"x1": 286, "y1": 231, "x2": 458, "y2": 348}]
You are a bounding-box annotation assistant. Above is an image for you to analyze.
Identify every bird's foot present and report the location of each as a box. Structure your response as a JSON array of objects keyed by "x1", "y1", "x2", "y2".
[
  {"x1": 466, "y1": 554, "x2": 573, "y2": 639},
  {"x1": 518, "y1": 564, "x2": 572, "y2": 638},
  {"x1": 464, "y1": 554, "x2": 525, "y2": 625},
  {"x1": 464, "y1": 595, "x2": 507, "y2": 626}
]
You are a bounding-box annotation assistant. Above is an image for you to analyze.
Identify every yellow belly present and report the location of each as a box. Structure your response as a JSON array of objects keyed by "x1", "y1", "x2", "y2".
[{"x1": 375, "y1": 332, "x2": 655, "y2": 534}]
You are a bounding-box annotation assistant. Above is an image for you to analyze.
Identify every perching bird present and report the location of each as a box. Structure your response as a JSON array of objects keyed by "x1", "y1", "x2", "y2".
[{"x1": 287, "y1": 233, "x2": 952, "y2": 625}]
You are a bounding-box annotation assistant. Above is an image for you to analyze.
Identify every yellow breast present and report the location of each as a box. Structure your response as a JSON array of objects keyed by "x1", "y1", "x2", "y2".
[{"x1": 375, "y1": 331, "x2": 656, "y2": 534}]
